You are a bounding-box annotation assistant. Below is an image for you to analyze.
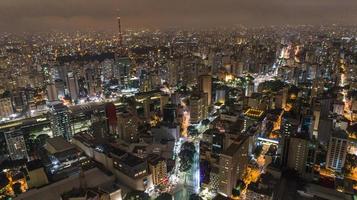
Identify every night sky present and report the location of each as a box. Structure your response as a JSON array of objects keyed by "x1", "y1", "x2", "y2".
[{"x1": 1, "y1": 0, "x2": 356, "y2": 32}]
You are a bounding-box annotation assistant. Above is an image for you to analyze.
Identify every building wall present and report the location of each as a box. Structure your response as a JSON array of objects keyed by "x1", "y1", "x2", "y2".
[
  {"x1": 326, "y1": 136, "x2": 348, "y2": 171},
  {"x1": 113, "y1": 169, "x2": 153, "y2": 191},
  {"x1": 28, "y1": 168, "x2": 49, "y2": 188},
  {"x1": 287, "y1": 137, "x2": 308, "y2": 175}
]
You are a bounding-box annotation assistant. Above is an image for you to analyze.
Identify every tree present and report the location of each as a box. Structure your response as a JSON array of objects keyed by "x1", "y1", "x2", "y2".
[
  {"x1": 179, "y1": 149, "x2": 194, "y2": 172},
  {"x1": 179, "y1": 142, "x2": 196, "y2": 172},
  {"x1": 12, "y1": 182, "x2": 23, "y2": 195},
  {"x1": 188, "y1": 126, "x2": 198, "y2": 136},
  {"x1": 156, "y1": 193, "x2": 173, "y2": 200},
  {"x1": 253, "y1": 145, "x2": 263, "y2": 158},
  {"x1": 232, "y1": 188, "x2": 240, "y2": 198},
  {"x1": 201, "y1": 119, "x2": 210, "y2": 126},
  {"x1": 124, "y1": 191, "x2": 149, "y2": 200},
  {"x1": 189, "y1": 194, "x2": 203, "y2": 200}
]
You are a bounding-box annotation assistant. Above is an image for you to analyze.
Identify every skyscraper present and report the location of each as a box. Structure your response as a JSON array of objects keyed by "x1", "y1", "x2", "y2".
[
  {"x1": 189, "y1": 94, "x2": 207, "y2": 124},
  {"x1": 199, "y1": 74, "x2": 212, "y2": 105},
  {"x1": 46, "y1": 82, "x2": 58, "y2": 102},
  {"x1": 160, "y1": 94, "x2": 170, "y2": 116},
  {"x1": 67, "y1": 71, "x2": 79, "y2": 101},
  {"x1": 147, "y1": 154, "x2": 167, "y2": 186},
  {"x1": 166, "y1": 59, "x2": 178, "y2": 87},
  {"x1": 114, "y1": 57, "x2": 131, "y2": 87},
  {"x1": 49, "y1": 101, "x2": 73, "y2": 140},
  {"x1": 117, "y1": 111, "x2": 139, "y2": 143},
  {"x1": 218, "y1": 136, "x2": 249, "y2": 197},
  {"x1": 287, "y1": 137, "x2": 309, "y2": 175},
  {"x1": 326, "y1": 129, "x2": 349, "y2": 171},
  {"x1": 163, "y1": 103, "x2": 177, "y2": 124},
  {"x1": 117, "y1": 10, "x2": 123, "y2": 46}
]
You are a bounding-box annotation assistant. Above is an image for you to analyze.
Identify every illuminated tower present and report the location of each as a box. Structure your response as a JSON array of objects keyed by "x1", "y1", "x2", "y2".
[{"x1": 117, "y1": 10, "x2": 122, "y2": 46}]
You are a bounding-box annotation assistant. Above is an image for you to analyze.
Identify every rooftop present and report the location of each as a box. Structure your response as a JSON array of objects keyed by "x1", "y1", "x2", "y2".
[
  {"x1": 120, "y1": 153, "x2": 145, "y2": 167},
  {"x1": 26, "y1": 159, "x2": 44, "y2": 171},
  {"x1": 147, "y1": 154, "x2": 165, "y2": 165},
  {"x1": 46, "y1": 136, "x2": 76, "y2": 153},
  {"x1": 244, "y1": 108, "x2": 264, "y2": 118},
  {"x1": 222, "y1": 136, "x2": 248, "y2": 157},
  {"x1": 15, "y1": 167, "x2": 115, "y2": 200},
  {"x1": 331, "y1": 128, "x2": 348, "y2": 139}
]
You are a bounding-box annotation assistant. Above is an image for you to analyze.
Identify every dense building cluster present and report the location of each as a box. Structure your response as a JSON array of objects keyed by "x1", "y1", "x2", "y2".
[{"x1": 0, "y1": 25, "x2": 356, "y2": 200}]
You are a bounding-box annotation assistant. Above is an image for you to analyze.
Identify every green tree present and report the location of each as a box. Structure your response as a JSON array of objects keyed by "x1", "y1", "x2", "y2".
[
  {"x1": 124, "y1": 191, "x2": 149, "y2": 200},
  {"x1": 189, "y1": 194, "x2": 203, "y2": 200}
]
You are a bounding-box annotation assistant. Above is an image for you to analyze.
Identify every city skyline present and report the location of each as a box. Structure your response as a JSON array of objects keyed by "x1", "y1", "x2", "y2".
[
  {"x1": 0, "y1": 1, "x2": 356, "y2": 200},
  {"x1": 0, "y1": 0, "x2": 357, "y2": 32}
]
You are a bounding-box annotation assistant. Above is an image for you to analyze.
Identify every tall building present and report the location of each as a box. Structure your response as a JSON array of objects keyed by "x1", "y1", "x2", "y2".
[
  {"x1": 5, "y1": 130, "x2": 28, "y2": 160},
  {"x1": 162, "y1": 104, "x2": 177, "y2": 124},
  {"x1": 143, "y1": 98, "x2": 151, "y2": 120},
  {"x1": 46, "y1": 82, "x2": 58, "y2": 102},
  {"x1": 215, "y1": 88, "x2": 226, "y2": 104},
  {"x1": 67, "y1": 71, "x2": 79, "y2": 101},
  {"x1": 12, "y1": 90, "x2": 28, "y2": 113},
  {"x1": 245, "y1": 82, "x2": 254, "y2": 97},
  {"x1": 281, "y1": 86, "x2": 289, "y2": 109},
  {"x1": 326, "y1": 129, "x2": 349, "y2": 171},
  {"x1": 166, "y1": 59, "x2": 178, "y2": 87},
  {"x1": 287, "y1": 137, "x2": 308, "y2": 175},
  {"x1": 55, "y1": 80, "x2": 66, "y2": 99},
  {"x1": 280, "y1": 112, "x2": 300, "y2": 137},
  {"x1": 160, "y1": 94, "x2": 170, "y2": 115},
  {"x1": 49, "y1": 102, "x2": 73, "y2": 140},
  {"x1": 189, "y1": 93, "x2": 208, "y2": 124},
  {"x1": 212, "y1": 130, "x2": 225, "y2": 155},
  {"x1": 106, "y1": 103, "x2": 118, "y2": 136},
  {"x1": 280, "y1": 112, "x2": 300, "y2": 167},
  {"x1": 312, "y1": 105, "x2": 321, "y2": 139},
  {"x1": 147, "y1": 154, "x2": 167, "y2": 186},
  {"x1": 117, "y1": 11, "x2": 123, "y2": 46},
  {"x1": 199, "y1": 74, "x2": 212, "y2": 105},
  {"x1": 114, "y1": 57, "x2": 131, "y2": 86},
  {"x1": 117, "y1": 111, "x2": 139, "y2": 143},
  {"x1": 218, "y1": 136, "x2": 249, "y2": 197}
]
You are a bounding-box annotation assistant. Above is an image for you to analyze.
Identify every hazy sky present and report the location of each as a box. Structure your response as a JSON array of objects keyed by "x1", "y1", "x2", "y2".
[{"x1": 0, "y1": 0, "x2": 356, "y2": 32}]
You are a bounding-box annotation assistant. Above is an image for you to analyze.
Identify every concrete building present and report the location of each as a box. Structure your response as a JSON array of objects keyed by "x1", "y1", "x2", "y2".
[
  {"x1": 46, "y1": 83, "x2": 58, "y2": 102},
  {"x1": 147, "y1": 154, "x2": 167, "y2": 186},
  {"x1": 287, "y1": 137, "x2": 308, "y2": 175},
  {"x1": 218, "y1": 136, "x2": 249, "y2": 197},
  {"x1": 49, "y1": 101, "x2": 73, "y2": 140},
  {"x1": 5, "y1": 130, "x2": 28, "y2": 160},
  {"x1": 0, "y1": 97, "x2": 13, "y2": 118},
  {"x1": 112, "y1": 153, "x2": 153, "y2": 191},
  {"x1": 162, "y1": 104, "x2": 177, "y2": 124},
  {"x1": 199, "y1": 74, "x2": 212, "y2": 105},
  {"x1": 67, "y1": 71, "x2": 79, "y2": 101},
  {"x1": 189, "y1": 93, "x2": 208, "y2": 124},
  {"x1": 15, "y1": 168, "x2": 115, "y2": 200},
  {"x1": 117, "y1": 111, "x2": 139, "y2": 143},
  {"x1": 160, "y1": 94, "x2": 170, "y2": 116},
  {"x1": 326, "y1": 129, "x2": 349, "y2": 171},
  {"x1": 26, "y1": 160, "x2": 49, "y2": 189}
]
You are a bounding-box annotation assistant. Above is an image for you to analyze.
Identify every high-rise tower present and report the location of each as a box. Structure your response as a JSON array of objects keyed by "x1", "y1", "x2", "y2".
[{"x1": 117, "y1": 10, "x2": 122, "y2": 46}]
